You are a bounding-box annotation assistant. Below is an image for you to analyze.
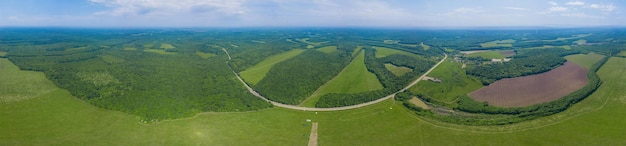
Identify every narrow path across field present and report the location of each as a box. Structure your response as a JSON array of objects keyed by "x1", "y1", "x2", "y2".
[
  {"x1": 223, "y1": 48, "x2": 447, "y2": 111},
  {"x1": 308, "y1": 122, "x2": 318, "y2": 146}
]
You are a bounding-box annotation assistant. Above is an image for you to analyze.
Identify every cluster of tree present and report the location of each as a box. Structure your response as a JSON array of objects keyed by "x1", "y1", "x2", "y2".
[
  {"x1": 315, "y1": 48, "x2": 436, "y2": 107},
  {"x1": 466, "y1": 48, "x2": 579, "y2": 85},
  {"x1": 254, "y1": 50, "x2": 350, "y2": 105}
]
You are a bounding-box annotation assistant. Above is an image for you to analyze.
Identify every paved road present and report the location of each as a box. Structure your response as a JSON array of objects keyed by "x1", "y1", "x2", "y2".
[{"x1": 223, "y1": 48, "x2": 448, "y2": 111}]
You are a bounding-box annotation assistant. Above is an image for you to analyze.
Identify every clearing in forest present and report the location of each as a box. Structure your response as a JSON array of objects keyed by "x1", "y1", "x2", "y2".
[
  {"x1": 480, "y1": 39, "x2": 515, "y2": 48},
  {"x1": 372, "y1": 46, "x2": 421, "y2": 58},
  {"x1": 466, "y1": 51, "x2": 505, "y2": 59},
  {"x1": 564, "y1": 52, "x2": 605, "y2": 69},
  {"x1": 239, "y1": 49, "x2": 305, "y2": 85},
  {"x1": 316, "y1": 46, "x2": 337, "y2": 54},
  {"x1": 384, "y1": 63, "x2": 412, "y2": 76},
  {"x1": 469, "y1": 62, "x2": 588, "y2": 107},
  {"x1": 0, "y1": 51, "x2": 7, "y2": 57},
  {"x1": 123, "y1": 47, "x2": 137, "y2": 51},
  {"x1": 408, "y1": 97, "x2": 430, "y2": 109},
  {"x1": 0, "y1": 59, "x2": 57, "y2": 103},
  {"x1": 409, "y1": 59, "x2": 483, "y2": 104},
  {"x1": 143, "y1": 49, "x2": 177, "y2": 55},
  {"x1": 351, "y1": 46, "x2": 363, "y2": 57},
  {"x1": 300, "y1": 50, "x2": 383, "y2": 107},
  {"x1": 160, "y1": 43, "x2": 176, "y2": 49}
]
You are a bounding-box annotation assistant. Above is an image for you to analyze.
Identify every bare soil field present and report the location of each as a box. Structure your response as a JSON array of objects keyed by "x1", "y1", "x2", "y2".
[{"x1": 469, "y1": 62, "x2": 588, "y2": 107}]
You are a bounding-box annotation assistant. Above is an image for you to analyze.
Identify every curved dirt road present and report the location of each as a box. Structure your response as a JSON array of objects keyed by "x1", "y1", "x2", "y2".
[{"x1": 224, "y1": 48, "x2": 447, "y2": 111}]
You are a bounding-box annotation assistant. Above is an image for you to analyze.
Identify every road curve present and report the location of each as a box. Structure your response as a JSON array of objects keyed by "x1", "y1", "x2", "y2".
[{"x1": 223, "y1": 48, "x2": 447, "y2": 111}]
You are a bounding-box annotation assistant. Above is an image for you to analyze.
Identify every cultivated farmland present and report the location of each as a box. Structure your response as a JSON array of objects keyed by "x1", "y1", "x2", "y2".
[{"x1": 469, "y1": 62, "x2": 588, "y2": 107}]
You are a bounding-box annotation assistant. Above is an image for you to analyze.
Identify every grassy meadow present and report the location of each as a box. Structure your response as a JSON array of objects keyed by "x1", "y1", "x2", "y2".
[
  {"x1": 143, "y1": 49, "x2": 177, "y2": 55},
  {"x1": 300, "y1": 50, "x2": 383, "y2": 107},
  {"x1": 384, "y1": 63, "x2": 412, "y2": 76},
  {"x1": 480, "y1": 39, "x2": 515, "y2": 48},
  {"x1": 239, "y1": 49, "x2": 305, "y2": 85},
  {"x1": 373, "y1": 46, "x2": 421, "y2": 58},
  {"x1": 564, "y1": 52, "x2": 605, "y2": 69},
  {"x1": 409, "y1": 59, "x2": 483, "y2": 104},
  {"x1": 466, "y1": 51, "x2": 506, "y2": 59},
  {"x1": 1, "y1": 57, "x2": 626, "y2": 145}
]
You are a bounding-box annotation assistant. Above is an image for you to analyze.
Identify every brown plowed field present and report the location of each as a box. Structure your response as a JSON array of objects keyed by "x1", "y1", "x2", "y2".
[{"x1": 469, "y1": 62, "x2": 588, "y2": 107}]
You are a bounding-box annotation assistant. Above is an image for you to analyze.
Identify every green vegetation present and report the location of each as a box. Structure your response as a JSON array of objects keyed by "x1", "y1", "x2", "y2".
[
  {"x1": 351, "y1": 46, "x2": 363, "y2": 57},
  {"x1": 384, "y1": 63, "x2": 412, "y2": 76},
  {"x1": 316, "y1": 46, "x2": 338, "y2": 54},
  {"x1": 123, "y1": 47, "x2": 137, "y2": 51},
  {"x1": 239, "y1": 49, "x2": 305, "y2": 85},
  {"x1": 100, "y1": 55, "x2": 126, "y2": 64},
  {"x1": 0, "y1": 51, "x2": 8, "y2": 57},
  {"x1": 160, "y1": 43, "x2": 176, "y2": 49},
  {"x1": 300, "y1": 50, "x2": 383, "y2": 107},
  {"x1": 143, "y1": 49, "x2": 177, "y2": 55},
  {"x1": 3, "y1": 55, "x2": 625, "y2": 145},
  {"x1": 0, "y1": 59, "x2": 57, "y2": 103},
  {"x1": 467, "y1": 48, "x2": 578, "y2": 85},
  {"x1": 195, "y1": 51, "x2": 217, "y2": 59},
  {"x1": 409, "y1": 59, "x2": 483, "y2": 104},
  {"x1": 618, "y1": 51, "x2": 626, "y2": 57},
  {"x1": 466, "y1": 51, "x2": 505, "y2": 59},
  {"x1": 255, "y1": 50, "x2": 349, "y2": 104},
  {"x1": 564, "y1": 52, "x2": 605, "y2": 69},
  {"x1": 372, "y1": 46, "x2": 421, "y2": 58},
  {"x1": 420, "y1": 42, "x2": 430, "y2": 50},
  {"x1": 480, "y1": 39, "x2": 515, "y2": 48}
]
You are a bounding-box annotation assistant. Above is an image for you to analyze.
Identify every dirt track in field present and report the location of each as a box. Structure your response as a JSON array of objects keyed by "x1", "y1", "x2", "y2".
[
  {"x1": 308, "y1": 122, "x2": 318, "y2": 146},
  {"x1": 469, "y1": 62, "x2": 588, "y2": 107}
]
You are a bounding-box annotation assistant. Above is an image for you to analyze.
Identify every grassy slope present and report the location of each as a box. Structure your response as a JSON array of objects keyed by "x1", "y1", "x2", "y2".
[
  {"x1": 480, "y1": 39, "x2": 515, "y2": 48},
  {"x1": 239, "y1": 49, "x2": 305, "y2": 85},
  {"x1": 373, "y1": 46, "x2": 421, "y2": 58},
  {"x1": 384, "y1": 64, "x2": 412, "y2": 76},
  {"x1": 409, "y1": 59, "x2": 483, "y2": 104},
  {"x1": 1, "y1": 58, "x2": 625, "y2": 145},
  {"x1": 466, "y1": 51, "x2": 506, "y2": 59},
  {"x1": 564, "y1": 52, "x2": 605, "y2": 69},
  {"x1": 617, "y1": 51, "x2": 626, "y2": 57},
  {"x1": 316, "y1": 46, "x2": 337, "y2": 54},
  {"x1": 0, "y1": 59, "x2": 57, "y2": 103},
  {"x1": 300, "y1": 50, "x2": 383, "y2": 107}
]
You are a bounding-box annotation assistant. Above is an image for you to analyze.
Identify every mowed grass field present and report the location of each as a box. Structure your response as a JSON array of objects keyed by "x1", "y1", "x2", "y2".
[
  {"x1": 300, "y1": 50, "x2": 383, "y2": 107},
  {"x1": 1, "y1": 57, "x2": 625, "y2": 145},
  {"x1": 0, "y1": 59, "x2": 57, "y2": 103},
  {"x1": 564, "y1": 52, "x2": 605, "y2": 69},
  {"x1": 316, "y1": 46, "x2": 337, "y2": 54},
  {"x1": 466, "y1": 51, "x2": 506, "y2": 59},
  {"x1": 372, "y1": 46, "x2": 422, "y2": 58},
  {"x1": 384, "y1": 63, "x2": 412, "y2": 76},
  {"x1": 239, "y1": 49, "x2": 305, "y2": 85},
  {"x1": 409, "y1": 59, "x2": 483, "y2": 104}
]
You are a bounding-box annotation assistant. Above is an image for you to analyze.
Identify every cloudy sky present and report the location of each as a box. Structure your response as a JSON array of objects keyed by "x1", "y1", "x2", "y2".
[{"x1": 0, "y1": 0, "x2": 624, "y2": 27}]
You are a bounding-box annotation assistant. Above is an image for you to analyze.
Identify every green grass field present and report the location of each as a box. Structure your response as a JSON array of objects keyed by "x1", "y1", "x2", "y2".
[
  {"x1": 373, "y1": 46, "x2": 421, "y2": 58},
  {"x1": 466, "y1": 51, "x2": 505, "y2": 59},
  {"x1": 616, "y1": 51, "x2": 626, "y2": 57},
  {"x1": 0, "y1": 59, "x2": 57, "y2": 103},
  {"x1": 100, "y1": 55, "x2": 126, "y2": 64},
  {"x1": 420, "y1": 42, "x2": 430, "y2": 50},
  {"x1": 409, "y1": 59, "x2": 483, "y2": 104},
  {"x1": 384, "y1": 63, "x2": 412, "y2": 76},
  {"x1": 352, "y1": 46, "x2": 363, "y2": 57},
  {"x1": 0, "y1": 51, "x2": 7, "y2": 57},
  {"x1": 123, "y1": 47, "x2": 137, "y2": 51},
  {"x1": 480, "y1": 39, "x2": 515, "y2": 48},
  {"x1": 316, "y1": 46, "x2": 338, "y2": 54},
  {"x1": 143, "y1": 49, "x2": 177, "y2": 55},
  {"x1": 2, "y1": 57, "x2": 625, "y2": 145},
  {"x1": 160, "y1": 43, "x2": 176, "y2": 49},
  {"x1": 300, "y1": 50, "x2": 383, "y2": 107},
  {"x1": 564, "y1": 52, "x2": 605, "y2": 69},
  {"x1": 239, "y1": 49, "x2": 305, "y2": 85},
  {"x1": 195, "y1": 51, "x2": 217, "y2": 59}
]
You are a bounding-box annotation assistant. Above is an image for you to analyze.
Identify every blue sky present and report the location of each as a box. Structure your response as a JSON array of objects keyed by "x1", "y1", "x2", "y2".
[{"x1": 0, "y1": 0, "x2": 624, "y2": 27}]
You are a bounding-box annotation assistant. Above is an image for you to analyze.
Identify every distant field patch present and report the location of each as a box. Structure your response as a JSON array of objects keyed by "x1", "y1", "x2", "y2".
[
  {"x1": 384, "y1": 63, "x2": 412, "y2": 76},
  {"x1": 564, "y1": 52, "x2": 604, "y2": 69},
  {"x1": 616, "y1": 51, "x2": 626, "y2": 57},
  {"x1": 252, "y1": 40, "x2": 266, "y2": 43},
  {"x1": 123, "y1": 47, "x2": 137, "y2": 51},
  {"x1": 160, "y1": 43, "x2": 176, "y2": 49},
  {"x1": 100, "y1": 55, "x2": 125, "y2": 64},
  {"x1": 297, "y1": 38, "x2": 328, "y2": 46},
  {"x1": 239, "y1": 49, "x2": 305, "y2": 85},
  {"x1": 383, "y1": 40, "x2": 400, "y2": 44},
  {"x1": 408, "y1": 97, "x2": 430, "y2": 109},
  {"x1": 526, "y1": 45, "x2": 571, "y2": 50},
  {"x1": 195, "y1": 51, "x2": 216, "y2": 59},
  {"x1": 316, "y1": 46, "x2": 337, "y2": 54},
  {"x1": 480, "y1": 39, "x2": 515, "y2": 48},
  {"x1": 300, "y1": 50, "x2": 383, "y2": 107},
  {"x1": 352, "y1": 46, "x2": 363, "y2": 57},
  {"x1": 410, "y1": 59, "x2": 483, "y2": 104},
  {"x1": 372, "y1": 46, "x2": 421, "y2": 58},
  {"x1": 498, "y1": 50, "x2": 516, "y2": 57},
  {"x1": 420, "y1": 42, "x2": 430, "y2": 50},
  {"x1": 466, "y1": 51, "x2": 505, "y2": 59},
  {"x1": 143, "y1": 49, "x2": 177, "y2": 55},
  {"x1": 574, "y1": 39, "x2": 587, "y2": 45},
  {"x1": 0, "y1": 51, "x2": 6, "y2": 57},
  {"x1": 469, "y1": 62, "x2": 588, "y2": 107},
  {"x1": 0, "y1": 59, "x2": 57, "y2": 103}
]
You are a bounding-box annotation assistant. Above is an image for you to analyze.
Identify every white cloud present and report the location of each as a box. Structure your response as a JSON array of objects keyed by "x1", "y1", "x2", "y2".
[
  {"x1": 566, "y1": 1, "x2": 585, "y2": 6},
  {"x1": 89, "y1": 0, "x2": 247, "y2": 16},
  {"x1": 548, "y1": 1, "x2": 558, "y2": 6},
  {"x1": 504, "y1": 7, "x2": 527, "y2": 11},
  {"x1": 588, "y1": 3, "x2": 616, "y2": 12},
  {"x1": 548, "y1": 6, "x2": 568, "y2": 12},
  {"x1": 451, "y1": 7, "x2": 482, "y2": 14},
  {"x1": 561, "y1": 12, "x2": 602, "y2": 19}
]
